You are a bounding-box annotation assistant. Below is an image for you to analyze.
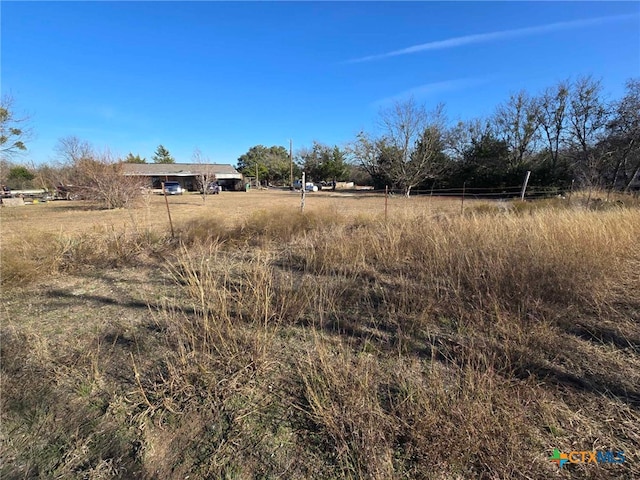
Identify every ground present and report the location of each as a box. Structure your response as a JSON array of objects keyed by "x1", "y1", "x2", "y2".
[{"x1": 1, "y1": 190, "x2": 639, "y2": 479}]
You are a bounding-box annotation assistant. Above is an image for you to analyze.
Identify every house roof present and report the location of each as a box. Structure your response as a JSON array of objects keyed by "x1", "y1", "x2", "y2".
[{"x1": 121, "y1": 163, "x2": 242, "y2": 178}]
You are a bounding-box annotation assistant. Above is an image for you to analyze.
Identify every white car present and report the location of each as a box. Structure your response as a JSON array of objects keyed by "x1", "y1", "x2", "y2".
[{"x1": 293, "y1": 180, "x2": 318, "y2": 192}]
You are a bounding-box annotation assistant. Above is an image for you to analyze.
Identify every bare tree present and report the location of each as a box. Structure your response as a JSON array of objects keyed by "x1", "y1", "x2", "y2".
[
  {"x1": 446, "y1": 118, "x2": 493, "y2": 161},
  {"x1": 493, "y1": 90, "x2": 540, "y2": 169},
  {"x1": 353, "y1": 98, "x2": 447, "y2": 196},
  {"x1": 55, "y1": 135, "x2": 93, "y2": 164},
  {"x1": 54, "y1": 137, "x2": 143, "y2": 208},
  {"x1": 536, "y1": 81, "x2": 570, "y2": 175},
  {"x1": 567, "y1": 76, "x2": 609, "y2": 187},
  {"x1": 349, "y1": 131, "x2": 378, "y2": 176},
  {"x1": 77, "y1": 153, "x2": 145, "y2": 209},
  {"x1": 603, "y1": 78, "x2": 640, "y2": 191},
  {"x1": 192, "y1": 148, "x2": 216, "y2": 202}
]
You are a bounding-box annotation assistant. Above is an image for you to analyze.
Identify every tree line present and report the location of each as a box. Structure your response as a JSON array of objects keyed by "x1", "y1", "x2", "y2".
[
  {"x1": 2, "y1": 75, "x2": 638, "y2": 201},
  {"x1": 354, "y1": 76, "x2": 639, "y2": 195},
  {"x1": 235, "y1": 76, "x2": 639, "y2": 194}
]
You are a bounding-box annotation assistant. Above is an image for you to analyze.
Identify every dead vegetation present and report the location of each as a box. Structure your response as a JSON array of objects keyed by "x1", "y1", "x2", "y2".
[{"x1": 1, "y1": 191, "x2": 639, "y2": 479}]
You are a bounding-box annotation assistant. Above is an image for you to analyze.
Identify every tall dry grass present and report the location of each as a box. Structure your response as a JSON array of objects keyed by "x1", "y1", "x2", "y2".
[
  {"x1": 134, "y1": 204, "x2": 639, "y2": 477},
  {"x1": 2, "y1": 198, "x2": 639, "y2": 478},
  {"x1": 0, "y1": 226, "x2": 168, "y2": 285}
]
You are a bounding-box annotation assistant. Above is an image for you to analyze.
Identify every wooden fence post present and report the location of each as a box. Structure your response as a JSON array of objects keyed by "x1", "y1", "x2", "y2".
[
  {"x1": 520, "y1": 170, "x2": 531, "y2": 201},
  {"x1": 162, "y1": 182, "x2": 175, "y2": 239},
  {"x1": 385, "y1": 185, "x2": 388, "y2": 221}
]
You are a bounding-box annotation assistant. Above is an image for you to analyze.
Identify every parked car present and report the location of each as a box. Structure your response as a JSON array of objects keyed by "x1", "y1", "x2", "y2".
[
  {"x1": 200, "y1": 182, "x2": 221, "y2": 194},
  {"x1": 163, "y1": 181, "x2": 183, "y2": 195},
  {"x1": 293, "y1": 180, "x2": 318, "y2": 192}
]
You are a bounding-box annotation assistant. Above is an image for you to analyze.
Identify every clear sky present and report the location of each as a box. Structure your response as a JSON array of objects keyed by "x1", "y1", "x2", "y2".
[{"x1": 2, "y1": 1, "x2": 639, "y2": 166}]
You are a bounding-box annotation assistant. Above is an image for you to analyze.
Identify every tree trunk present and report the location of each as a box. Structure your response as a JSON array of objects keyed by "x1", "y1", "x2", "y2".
[{"x1": 624, "y1": 162, "x2": 640, "y2": 192}]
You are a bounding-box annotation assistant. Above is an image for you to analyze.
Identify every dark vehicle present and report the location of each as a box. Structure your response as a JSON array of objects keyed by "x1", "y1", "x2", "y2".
[
  {"x1": 55, "y1": 184, "x2": 84, "y2": 200},
  {"x1": 163, "y1": 181, "x2": 183, "y2": 195},
  {"x1": 200, "y1": 182, "x2": 221, "y2": 194}
]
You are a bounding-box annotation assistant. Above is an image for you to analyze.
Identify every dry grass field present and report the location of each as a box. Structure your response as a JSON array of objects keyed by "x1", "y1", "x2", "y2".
[
  {"x1": 0, "y1": 189, "x2": 466, "y2": 239},
  {"x1": 1, "y1": 190, "x2": 639, "y2": 479}
]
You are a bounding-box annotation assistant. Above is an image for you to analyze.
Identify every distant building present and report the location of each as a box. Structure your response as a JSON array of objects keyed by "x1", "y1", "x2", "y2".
[{"x1": 121, "y1": 163, "x2": 244, "y2": 191}]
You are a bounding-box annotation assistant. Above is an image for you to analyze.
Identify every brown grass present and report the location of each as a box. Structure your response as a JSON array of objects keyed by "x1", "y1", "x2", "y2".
[{"x1": 2, "y1": 191, "x2": 639, "y2": 479}]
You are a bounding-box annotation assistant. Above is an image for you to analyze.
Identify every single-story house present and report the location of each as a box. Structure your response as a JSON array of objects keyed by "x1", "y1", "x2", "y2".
[{"x1": 121, "y1": 163, "x2": 244, "y2": 191}]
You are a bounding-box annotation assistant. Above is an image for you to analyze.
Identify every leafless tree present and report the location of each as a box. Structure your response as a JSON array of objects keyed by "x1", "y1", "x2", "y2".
[
  {"x1": 55, "y1": 135, "x2": 93, "y2": 164},
  {"x1": 54, "y1": 137, "x2": 143, "y2": 208},
  {"x1": 445, "y1": 118, "x2": 493, "y2": 161},
  {"x1": 604, "y1": 78, "x2": 640, "y2": 191},
  {"x1": 77, "y1": 153, "x2": 145, "y2": 208},
  {"x1": 192, "y1": 148, "x2": 216, "y2": 202},
  {"x1": 353, "y1": 98, "x2": 447, "y2": 196},
  {"x1": 536, "y1": 81, "x2": 570, "y2": 175},
  {"x1": 567, "y1": 76, "x2": 609, "y2": 187},
  {"x1": 493, "y1": 90, "x2": 540, "y2": 169}
]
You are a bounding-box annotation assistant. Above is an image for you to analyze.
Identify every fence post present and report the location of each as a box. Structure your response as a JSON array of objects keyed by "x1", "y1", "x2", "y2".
[
  {"x1": 300, "y1": 171, "x2": 306, "y2": 212},
  {"x1": 520, "y1": 170, "x2": 531, "y2": 201},
  {"x1": 568, "y1": 179, "x2": 575, "y2": 203},
  {"x1": 385, "y1": 185, "x2": 388, "y2": 221},
  {"x1": 461, "y1": 182, "x2": 466, "y2": 215},
  {"x1": 162, "y1": 182, "x2": 175, "y2": 239}
]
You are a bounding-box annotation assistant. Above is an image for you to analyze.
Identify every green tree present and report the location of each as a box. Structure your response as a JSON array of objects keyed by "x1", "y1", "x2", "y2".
[
  {"x1": 6, "y1": 165, "x2": 35, "y2": 189},
  {"x1": 460, "y1": 132, "x2": 512, "y2": 188},
  {"x1": 237, "y1": 145, "x2": 290, "y2": 185},
  {"x1": 123, "y1": 153, "x2": 147, "y2": 164},
  {"x1": 298, "y1": 142, "x2": 349, "y2": 184},
  {"x1": 0, "y1": 95, "x2": 30, "y2": 160},
  {"x1": 153, "y1": 145, "x2": 175, "y2": 164}
]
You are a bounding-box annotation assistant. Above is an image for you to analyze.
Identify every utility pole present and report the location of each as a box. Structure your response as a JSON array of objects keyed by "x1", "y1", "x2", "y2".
[{"x1": 289, "y1": 139, "x2": 293, "y2": 188}]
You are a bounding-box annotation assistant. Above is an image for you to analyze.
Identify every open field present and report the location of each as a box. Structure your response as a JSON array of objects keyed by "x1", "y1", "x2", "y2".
[
  {"x1": 1, "y1": 191, "x2": 639, "y2": 479},
  {"x1": 0, "y1": 189, "x2": 470, "y2": 241}
]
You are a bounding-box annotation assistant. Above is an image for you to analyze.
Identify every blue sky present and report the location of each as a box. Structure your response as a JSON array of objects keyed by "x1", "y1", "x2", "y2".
[{"x1": 2, "y1": 1, "x2": 639, "y2": 166}]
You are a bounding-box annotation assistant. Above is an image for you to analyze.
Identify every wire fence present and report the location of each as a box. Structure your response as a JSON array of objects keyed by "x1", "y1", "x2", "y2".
[{"x1": 360, "y1": 184, "x2": 569, "y2": 200}]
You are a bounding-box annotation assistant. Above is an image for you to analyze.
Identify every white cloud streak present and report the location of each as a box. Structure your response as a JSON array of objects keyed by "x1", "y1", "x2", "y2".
[
  {"x1": 348, "y1": 13, "x2": 638, "y2": 64},
  {"x1": 373, "y1": 77, "x2": 494, "y2": 108}
]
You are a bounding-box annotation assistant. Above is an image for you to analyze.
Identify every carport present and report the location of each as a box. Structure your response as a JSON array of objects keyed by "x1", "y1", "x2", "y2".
[{"x1": 121, "y1": 163, "x2": 244, "y2": 191}]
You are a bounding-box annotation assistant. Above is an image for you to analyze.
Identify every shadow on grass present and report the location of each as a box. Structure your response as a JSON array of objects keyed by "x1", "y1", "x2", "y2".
[
  {"x1": 566, "y1": 323, "x2": 640, "y2": 352},
  {"x1": 296, "y1": 310, "x2": 640, "y2": 409},
  {"x1": 513, "y1": 362, "x2": 640, "y2": 408},
  {"x1": 45, "y1": 288, "x2": 198, "y2": 319},
  {"x1": 46, "y1": 289, "x2": 151, "y2": 310}
]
